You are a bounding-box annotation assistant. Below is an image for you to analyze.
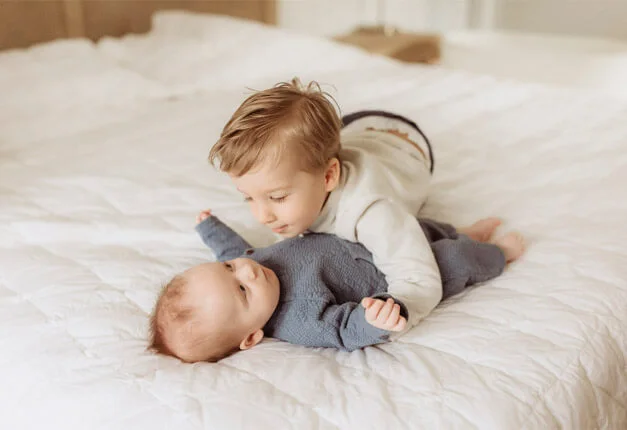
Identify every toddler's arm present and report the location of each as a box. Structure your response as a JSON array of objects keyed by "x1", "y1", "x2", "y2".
[
  {"x1": 195, "y1": 212, "x2": 252, "y2": 261},
  {"x1": 356, "y1": 199, "x2": 442, "y2": 329}
]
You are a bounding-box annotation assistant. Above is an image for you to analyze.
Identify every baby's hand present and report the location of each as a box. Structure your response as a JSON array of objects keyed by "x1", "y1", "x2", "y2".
[
  {"x1": 361, "y1": 297, "x2": 407, "y2": 332},
  {"x1": 196, "y1": 209, "x2": 212, "y2": 224}
]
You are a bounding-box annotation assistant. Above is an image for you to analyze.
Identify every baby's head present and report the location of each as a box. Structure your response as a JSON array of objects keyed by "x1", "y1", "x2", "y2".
[
  {"x1": 209, "y1": 78, "x2": 342, "y2": 238},
  {"x1": 149, "y1": 258, "x2": 280, "y2": 363}
]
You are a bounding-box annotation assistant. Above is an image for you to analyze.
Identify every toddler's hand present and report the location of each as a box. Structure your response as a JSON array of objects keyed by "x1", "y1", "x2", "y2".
[
  {"x1": 361, "y1": 297, "x2": 407, "y2": 332},
  {"x1": 196, "y1": 209, "x2": 212, "y2": 224}
]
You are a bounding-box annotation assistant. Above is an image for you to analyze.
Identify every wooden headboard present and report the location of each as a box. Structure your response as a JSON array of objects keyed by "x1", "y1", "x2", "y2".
[{"x1": 0, "y1": 0, "x2": 276, "y2": 51}]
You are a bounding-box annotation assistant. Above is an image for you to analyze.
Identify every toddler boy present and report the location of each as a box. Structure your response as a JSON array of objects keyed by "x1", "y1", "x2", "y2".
[{"x1": 210, "y1": 79, "x2": 443, "y2": 328}]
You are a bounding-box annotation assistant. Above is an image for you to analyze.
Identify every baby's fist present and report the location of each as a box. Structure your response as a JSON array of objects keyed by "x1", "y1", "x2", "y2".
[
  {"x1": 361, "y1": 297, "x2": 406, "y2": 332},
  {"x1": 196, "y1": 209, "x2": 212, "y2": 224}
]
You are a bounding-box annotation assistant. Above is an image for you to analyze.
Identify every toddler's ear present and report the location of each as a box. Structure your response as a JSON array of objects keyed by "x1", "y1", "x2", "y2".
[
  {"x1": 240, "y1": 329, "x2": 264, "y2": 350},
  {"x1": 324, "y1": 158, "x2": 341, "y2": 192}
]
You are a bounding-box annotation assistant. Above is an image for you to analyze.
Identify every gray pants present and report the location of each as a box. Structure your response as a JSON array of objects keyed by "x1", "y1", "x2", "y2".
[{"x1": 418, "y1": 218, "x2": 506, "y2": 300}]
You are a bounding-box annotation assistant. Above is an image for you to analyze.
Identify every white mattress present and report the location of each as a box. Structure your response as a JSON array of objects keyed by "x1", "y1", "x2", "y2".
[{"x1": 1, "y1": 11, "x2": 626, "y2": 430}]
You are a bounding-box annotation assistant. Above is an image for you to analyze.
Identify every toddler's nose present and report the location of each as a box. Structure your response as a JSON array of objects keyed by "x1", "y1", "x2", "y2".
[{"x1": 256, "y1": 204, "x2": 276, "y2": 225}]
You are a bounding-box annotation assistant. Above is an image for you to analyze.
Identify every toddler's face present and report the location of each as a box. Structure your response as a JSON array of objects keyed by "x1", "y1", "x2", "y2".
[
  {"x1": 184, "y1": 258, "x2": 280, "y2": 342},
  {"x1": 230, "y1": 157, "x2": 337, "y2": 238}
]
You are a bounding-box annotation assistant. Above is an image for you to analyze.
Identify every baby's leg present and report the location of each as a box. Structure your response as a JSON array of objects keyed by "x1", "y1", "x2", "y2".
[
  {"x1": 457, "y1": 218, "x2": 502, "y2": 242},
  {"x1": 418, "y1": 217, "x2": 501, "y2": 243},
  {"x1": 417, "y1": 218, "x2": 459, "y2": 242},
  {"x1": 430, "y1": 237, "x2": 507, "y2": 300},
  {"x1": 493, "y1": 232, "x2": 526, "y2": 263},
  {"x1": 417, "y1": 218, "x2": 525, "y2": 299},
  {"x1": 453, "y1": 218, "x2": 524, "y2": 261},
  {"x1": 418, "y1": 218, "x2": 504, "y2": 299}
]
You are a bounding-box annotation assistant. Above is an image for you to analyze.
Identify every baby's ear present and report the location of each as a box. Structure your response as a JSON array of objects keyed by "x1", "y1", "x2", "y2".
[{"x1": 239, "y1": 329, "x2": 264, "y2": 350}]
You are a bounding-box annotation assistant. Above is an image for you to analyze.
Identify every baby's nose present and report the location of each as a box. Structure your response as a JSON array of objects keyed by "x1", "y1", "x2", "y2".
[{"x1": 241, "y1": 264, "x2": 257, "y2": 280}]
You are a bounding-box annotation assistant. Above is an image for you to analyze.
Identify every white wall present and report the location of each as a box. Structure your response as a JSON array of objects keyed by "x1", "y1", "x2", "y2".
[
  {"x1": 277, "y1": 0, "x2": 471, "y2": 36},
  {"x1": 486, "y1": 0, "x2": 627, "y2": 39},
  {"x1": 277, "y1": 0, "x2": 373, "y2": 37},
  {"x1": 384, "y1": 0, "x2": 470, "y2": 33},
  {"x1": 279, "y1": 0, "x2": 627, "y2": 40}
]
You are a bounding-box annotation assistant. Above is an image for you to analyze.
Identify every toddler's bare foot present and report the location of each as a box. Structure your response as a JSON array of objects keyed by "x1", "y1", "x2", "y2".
[
  {"x1": 459, "y1": 217, "x2": 502, "y2": 242},
  {"x1": 494, "y1": 232, "x2": 526, "y2": 262}
]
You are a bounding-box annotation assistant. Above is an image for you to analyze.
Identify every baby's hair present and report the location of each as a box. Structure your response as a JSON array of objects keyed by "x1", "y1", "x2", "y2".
[
  {"x1": 149, "y1": 274, "x2": 239, "y2": 363},
  {"x1": 149, "y1": 275, "x2": 191, "y2": 358},
  {"x1": 209, "y1": 77, "x2": 342, "y2": 176}
]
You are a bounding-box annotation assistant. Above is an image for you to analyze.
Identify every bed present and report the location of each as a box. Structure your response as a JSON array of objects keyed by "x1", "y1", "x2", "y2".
[{"x1": 1, "y1": 10, "x2": 626, "y2": 430}]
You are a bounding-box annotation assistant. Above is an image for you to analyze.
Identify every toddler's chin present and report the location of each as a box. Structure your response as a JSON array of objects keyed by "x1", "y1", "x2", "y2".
[{"x1": 279, "y1": 230, "x2": 301, "y2": 239}]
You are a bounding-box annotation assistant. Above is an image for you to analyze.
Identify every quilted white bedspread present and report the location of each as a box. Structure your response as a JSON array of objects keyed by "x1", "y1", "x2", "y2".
[{"x1": 1, "y1": 12, "x2": 626, "y2": 430}]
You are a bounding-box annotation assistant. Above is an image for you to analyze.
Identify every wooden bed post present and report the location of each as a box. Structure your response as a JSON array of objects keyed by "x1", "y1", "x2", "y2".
[
  {"x1": 261, "y1": 0, "x2": 277, "y2": 25},
  {"x1": 62, "y1": 0, "x2": 86, "y2": 38},
  {"x1": 0, "y1": 0, "x2": 276, "y2": 50}
]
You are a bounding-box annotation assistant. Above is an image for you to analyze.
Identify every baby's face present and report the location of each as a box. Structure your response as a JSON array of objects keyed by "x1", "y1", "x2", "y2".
[
  {"x1": 183, "y1": 258, "x2": 281, "y2": 341},
  {"x1": 230, "y1": 156, "x2": 336, "y2": 238}
]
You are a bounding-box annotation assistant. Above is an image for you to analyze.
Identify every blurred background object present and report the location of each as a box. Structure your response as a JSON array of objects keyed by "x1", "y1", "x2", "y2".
[
  {"x1": 279, "y1": 0, "x2": 627, "y2": 39},
  {"x1": 473, "y1": 0, "x2": 627, "y2": 40},
  {"x1": 1, "y1": 0, "x2": 625, "y2": 97},
  {"x1": 281, "y1": 0, "x2": 627, "y2": 97}
]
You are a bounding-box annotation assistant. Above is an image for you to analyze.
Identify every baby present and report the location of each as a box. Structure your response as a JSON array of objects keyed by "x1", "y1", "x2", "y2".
[
  {"x1": 149, "y1": 210, "x2": 525, "y2": 363},
  {"x1": 210, "y1": 79, "x2": 445, "y2": 329}
]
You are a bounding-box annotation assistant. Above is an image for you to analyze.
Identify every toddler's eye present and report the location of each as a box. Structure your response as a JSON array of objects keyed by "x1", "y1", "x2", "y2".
[
  {"x1": 239, "y1": 285, "x2": 246, "y2": 294},
  {"x1": 224, "y1": 262, "x2": 233, "y2": 271},
  {"x1": 270, "y1": 195, "x2": 287, "y2": 202}
]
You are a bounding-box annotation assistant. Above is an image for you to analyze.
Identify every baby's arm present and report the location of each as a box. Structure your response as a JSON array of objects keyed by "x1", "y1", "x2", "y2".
[
  {"x1": 356, "y1": 199, "x2": 442, "y2": 329},
  {"x1": 195, "y1": 211, "x2": 252, "y2": 261},
  {"x1": 361, "y1": 297, "x2": 407, "y2": 332},
  {"x1": 275, "y1": 295, "x2": 408, "y2": 351}
]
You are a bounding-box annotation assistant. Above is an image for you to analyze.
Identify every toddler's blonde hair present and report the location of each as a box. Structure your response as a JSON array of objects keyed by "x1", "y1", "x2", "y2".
[{"x1": 209, "y1": 78, "x2": 342, "y2": 176}]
